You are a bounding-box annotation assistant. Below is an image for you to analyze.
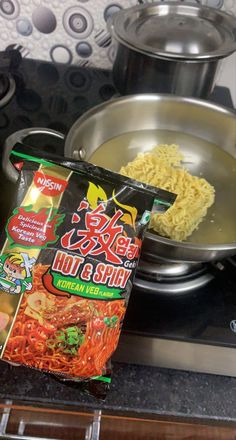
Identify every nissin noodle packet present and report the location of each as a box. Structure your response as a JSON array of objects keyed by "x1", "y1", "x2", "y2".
[{"x1": 0, "y1": 143, "x2": 176, "y2": 397}]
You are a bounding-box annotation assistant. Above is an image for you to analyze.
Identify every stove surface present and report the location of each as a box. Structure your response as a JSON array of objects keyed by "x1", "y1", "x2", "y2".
[
  {"x1": 125, "y1": 259, "x2": 236, "y2": 347},
  {"x1": 1, "y1": 55, "x2": 236, "y2": 376},
  {"x1": 115, "y1": 257, "x2": 236, "y2": 376},
  {"x1": 0, "y1": 58, "x2": 116, "y2": 156}
]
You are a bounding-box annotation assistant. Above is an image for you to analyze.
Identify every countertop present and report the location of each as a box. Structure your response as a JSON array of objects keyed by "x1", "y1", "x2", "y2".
[{"x1": 0, "y1": 360, "x2": 236, "y2": 423}]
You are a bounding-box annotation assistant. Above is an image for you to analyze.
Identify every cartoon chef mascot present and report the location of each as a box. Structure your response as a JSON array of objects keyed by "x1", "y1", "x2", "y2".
[{"x1": 0, "y1": 252, "x2": 36, "y2": 295}]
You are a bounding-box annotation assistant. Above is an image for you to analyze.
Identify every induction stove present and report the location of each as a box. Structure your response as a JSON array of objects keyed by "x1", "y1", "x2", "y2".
[{"x1": 0, "y1": 53, "x2": 236, "y2": 377}]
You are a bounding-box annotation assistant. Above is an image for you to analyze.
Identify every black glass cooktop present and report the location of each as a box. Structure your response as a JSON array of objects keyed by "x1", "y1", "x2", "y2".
[
  {"x1": 0, "y1": 54, "x2": 236, "y2": 351},
  {"x1": 0, "y1": 57, "x2": 116, "y2": 156},
  {"x1": 123, "y1": 259, "x2": 236, "y2": 347}
]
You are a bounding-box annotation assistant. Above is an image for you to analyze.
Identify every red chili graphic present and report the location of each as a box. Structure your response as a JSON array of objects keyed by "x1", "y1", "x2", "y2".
[{"x1": 42, "y1": 271, "x2": 71, "y2": 298}]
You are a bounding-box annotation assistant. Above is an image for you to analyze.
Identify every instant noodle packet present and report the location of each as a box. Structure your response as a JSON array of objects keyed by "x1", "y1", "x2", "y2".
[{"x1": 0, "y1": 143, "x2": 176, "y2": 397}]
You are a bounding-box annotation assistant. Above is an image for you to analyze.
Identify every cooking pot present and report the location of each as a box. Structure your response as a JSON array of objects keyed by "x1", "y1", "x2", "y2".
[
  {"x1": 108, "y1": 2, "x2": 236, "y2": 98},
  {"x1": 3, "y1": 94, "x2": 236, "y2": 263}
]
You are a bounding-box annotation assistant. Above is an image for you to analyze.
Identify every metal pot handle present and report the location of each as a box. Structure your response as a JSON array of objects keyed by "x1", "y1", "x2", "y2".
[{"x1": 2, "y1": 127, "x2": 65, "y2": 183}]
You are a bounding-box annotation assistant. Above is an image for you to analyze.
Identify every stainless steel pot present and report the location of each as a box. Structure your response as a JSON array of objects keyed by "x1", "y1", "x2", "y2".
[
  {"x1": 109, "y1": 2, "x2": 236, "y2": 98},
  {"x1": 64, "y1": 94, "x2": 236, "y2": 263},
  {"x1": 3, "y1": 95, "x2": 236, "y2": 263}
]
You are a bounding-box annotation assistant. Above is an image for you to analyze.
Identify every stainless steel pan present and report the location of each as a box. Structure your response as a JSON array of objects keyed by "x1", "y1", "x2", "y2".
[
  {"x1": 3, "y1": 95, "x2": 236, "y2": 263},
  {"x1": 64, "y1": 94, "x2": 236, "y2": 263}
]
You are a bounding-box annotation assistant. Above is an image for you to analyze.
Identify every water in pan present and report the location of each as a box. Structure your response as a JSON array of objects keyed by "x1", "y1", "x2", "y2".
[{"x1": 89, "y1": 128, "x2": 236, "y2": 245}]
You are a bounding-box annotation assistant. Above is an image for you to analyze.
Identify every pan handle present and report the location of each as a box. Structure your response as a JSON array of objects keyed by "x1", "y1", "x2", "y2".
[{"x1": 2, "y1": 127, "x2": 65, "y2": 183}]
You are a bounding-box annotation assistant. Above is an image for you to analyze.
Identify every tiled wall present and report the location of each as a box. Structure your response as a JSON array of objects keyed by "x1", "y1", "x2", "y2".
[
  {"x1": 0, "y1": 0, "x2": 235, "y2": 102},
  {"x1": 0, "y1": 0, "x2": 138, "y2": 68}
]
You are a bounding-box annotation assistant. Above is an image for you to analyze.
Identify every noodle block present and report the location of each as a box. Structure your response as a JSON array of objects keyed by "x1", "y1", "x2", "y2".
[{"x1": 120, "y1": 144, "x2": 215, "y2": 241}]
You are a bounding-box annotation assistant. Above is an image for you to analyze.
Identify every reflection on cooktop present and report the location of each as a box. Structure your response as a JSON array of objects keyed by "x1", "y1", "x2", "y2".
[
  {"x1": 125, "y1": 259, "x2": 236, "y2": 346},
  {"x1": 0, "y1": 58, "x2": 116, "y2": 156}
]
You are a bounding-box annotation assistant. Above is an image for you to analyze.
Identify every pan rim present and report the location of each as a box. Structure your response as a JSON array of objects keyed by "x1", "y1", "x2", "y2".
[{"x1": 65, "y1": 94, "x2": 236, "y2": 149}]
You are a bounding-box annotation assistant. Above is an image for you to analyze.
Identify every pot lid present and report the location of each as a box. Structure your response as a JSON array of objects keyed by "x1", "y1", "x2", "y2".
[{"x1": 111, "y1": 2, "x2": 236, "y2": 60}]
